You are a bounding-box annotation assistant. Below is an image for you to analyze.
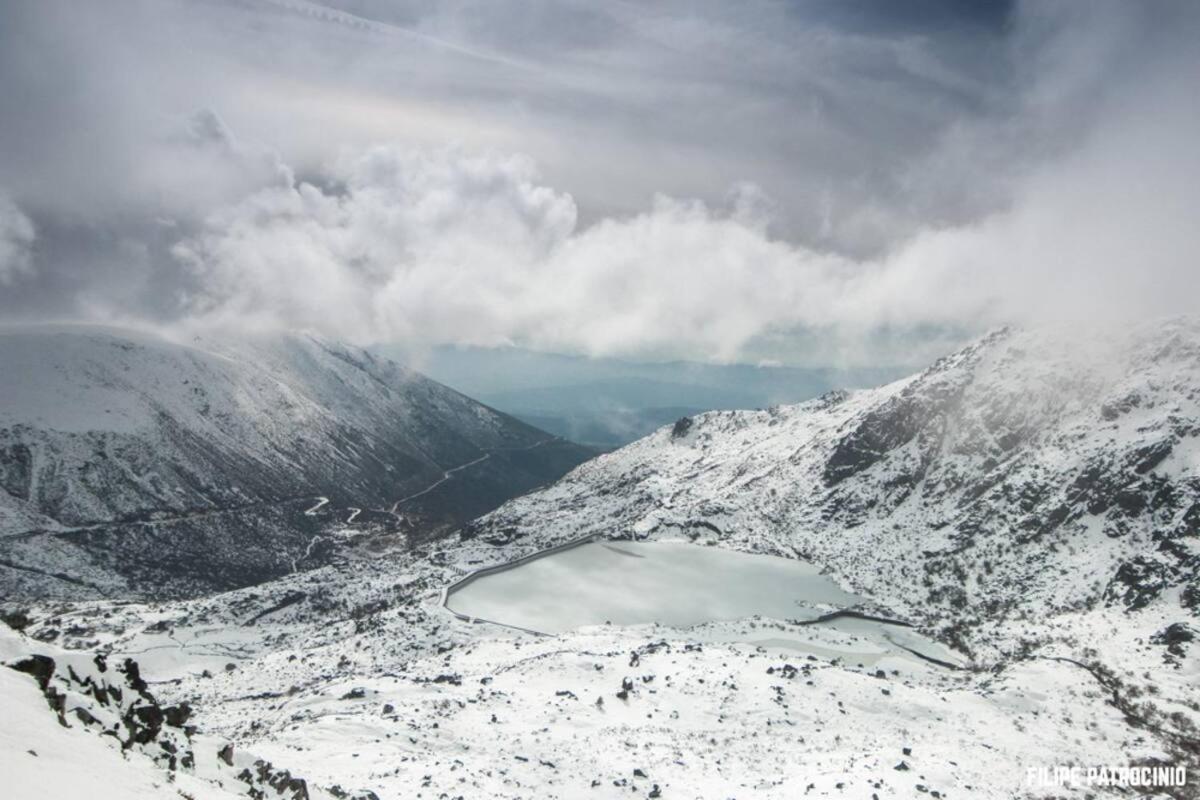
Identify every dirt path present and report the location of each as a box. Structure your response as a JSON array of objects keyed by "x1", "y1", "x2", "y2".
[{"x1": 6, "y1": 494, "x2": 327, "y2": 543}]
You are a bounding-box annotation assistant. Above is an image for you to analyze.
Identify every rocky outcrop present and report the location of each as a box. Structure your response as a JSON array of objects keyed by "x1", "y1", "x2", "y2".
[{"x1": 2, "y1": 629, "x2": 376, "y2": 800}]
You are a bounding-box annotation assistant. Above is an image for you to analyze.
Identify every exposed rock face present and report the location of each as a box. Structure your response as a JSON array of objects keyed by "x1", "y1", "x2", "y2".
[
  {"x1": 0, "y1": 325, "x2": 592, "y2": 600},
  {"x1": 8, "y1": 645, "x2": 197, "y2": 774},
  {"x1": 1153, "y1": 621, "x2": 1196, "y2": 658},
  {"x1": 822, "y1": 332, "x2": 992, "y2": 487}
]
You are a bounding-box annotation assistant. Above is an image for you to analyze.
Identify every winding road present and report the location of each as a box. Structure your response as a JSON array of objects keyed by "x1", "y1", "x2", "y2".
[
  {"x1": 389, "y1": 453, "x2": 490, "y2": 511},
  {"x1": 3, "y1": 437, "x2": 563, "y2": 582},
  {"x1": 388, "y1": 437, "x2": 556, "y2": 513},
  {"x1": 303, "y1": 497, "x2": 330, "y2": 516},
  {"x1": 288, "y1": 437, "x2": 559, "y2": 572}
]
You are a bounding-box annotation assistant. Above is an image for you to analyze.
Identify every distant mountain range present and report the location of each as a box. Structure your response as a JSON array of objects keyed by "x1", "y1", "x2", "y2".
[
  {"x1": 392, "y1": 344, "x2": 909, "y2": 449},
  {"x1": 0, "y1": 325, "x2": 591, "y2": 600}
]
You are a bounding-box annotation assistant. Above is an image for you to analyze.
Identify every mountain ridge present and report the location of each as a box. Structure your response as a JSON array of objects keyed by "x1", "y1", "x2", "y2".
[
  {"x1": 466, "y1": 318, "x2": 1200, "y2": 633},
  {"x1": 0, "y1": 324, "x2": 592, "y2": 599}
]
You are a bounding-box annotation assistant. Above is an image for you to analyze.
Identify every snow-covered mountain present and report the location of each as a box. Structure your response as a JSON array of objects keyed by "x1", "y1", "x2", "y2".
[
  {"x1": 471, "y1": 319, "x2": 1200, "y2": 635},
  {"x1": 0, "y1": 325, "x2": 591, "y2": 600},
  {"x1": 2, "y1": 320, "x2": 1197, "y2": 799}
]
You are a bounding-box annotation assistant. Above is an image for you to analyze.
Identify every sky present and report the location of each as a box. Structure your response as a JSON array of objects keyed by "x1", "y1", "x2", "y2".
[{"x1": 0, "y1": 0, "x2": 1197, "y2": 367}]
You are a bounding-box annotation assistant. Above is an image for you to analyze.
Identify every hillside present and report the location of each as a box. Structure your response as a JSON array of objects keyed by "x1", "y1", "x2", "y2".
[
  {"x1": 469, "y1": 320, "x2": 1200, "y2": 635},
  {"x1": 0, "y1": 325, "x2": 591, "y2": 599}
]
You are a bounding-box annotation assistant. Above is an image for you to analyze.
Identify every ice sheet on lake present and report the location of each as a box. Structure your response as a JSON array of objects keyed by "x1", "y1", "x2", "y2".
[
  {"x1": 447, "y1": 540, "x2": 862, "y2": 632},
  {"x1": 446, "y1": 540, "x2": 965, "y2": 667}
]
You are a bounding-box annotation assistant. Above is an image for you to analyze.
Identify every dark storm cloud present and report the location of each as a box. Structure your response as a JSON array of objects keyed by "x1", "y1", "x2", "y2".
[{"x1": 0, "y1": 0, "x2": 1197, "y2": 365}]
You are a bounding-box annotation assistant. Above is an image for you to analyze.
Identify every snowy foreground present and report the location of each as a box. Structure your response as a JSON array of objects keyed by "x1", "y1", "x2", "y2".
[
  {"x1": 2, "y1": 553, "x2": 1193, "y2": 800},
  {"x1": 2, "y1": 321, "x2": 1199, "y2": 798}
]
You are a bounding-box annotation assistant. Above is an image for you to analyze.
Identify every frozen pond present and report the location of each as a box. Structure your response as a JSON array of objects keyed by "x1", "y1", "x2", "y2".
[
  {"x1": 445, "y1": 540, "x2": 964, "y2": 668},
  {"x1": 446, "y1": 541, "x2": 861, "y2": 632}
]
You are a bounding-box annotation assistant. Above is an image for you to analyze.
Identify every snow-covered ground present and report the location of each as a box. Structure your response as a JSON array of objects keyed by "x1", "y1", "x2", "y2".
[
  {"x1": 4, "y1": 552, "x2": 1192, "y2": 799},
  {"x1": 1, "y1": 664, "x2": 239, "y2": 800}
]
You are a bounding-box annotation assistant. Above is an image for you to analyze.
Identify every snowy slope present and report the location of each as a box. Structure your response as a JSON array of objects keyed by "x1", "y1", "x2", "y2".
[
  {"x1": 470, "y1": 320, "x2": 1200, "y2": 634},
  {"x1": 1, "y1": 667, "x2": 239, "y2": 800},
  {"x1": 0, "y1": 626, "x2": 368, "y2": 800},
  {"x1": 0, "y1": 324, "x2": 591, "y2": 599}
]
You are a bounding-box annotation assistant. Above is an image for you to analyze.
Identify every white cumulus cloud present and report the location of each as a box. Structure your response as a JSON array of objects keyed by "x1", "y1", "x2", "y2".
[{"x1": 0, "y1": 195, "x2": 35, "y2": 286}]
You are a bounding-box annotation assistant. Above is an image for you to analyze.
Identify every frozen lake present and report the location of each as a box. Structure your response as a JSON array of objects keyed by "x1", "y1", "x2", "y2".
[
  {"x1": 445, "y1": 540, "x2": 964, "y2": 667},
  {"x1": 446, "y1": 541, "x2": 861, "y2": 632}
]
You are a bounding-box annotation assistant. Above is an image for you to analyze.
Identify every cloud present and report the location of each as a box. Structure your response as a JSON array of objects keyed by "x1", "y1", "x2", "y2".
[
  {"x1": 169, "y1": 144, "x2": 859, "y2": 361},
  {"x1": 0, "y1": 0, "x2": 1017, "y2": 247},
  {"x1": 0, "y1": 195, "x2": 35, "y2": 286},
  {"x1": 1, "y1": 1, "x2": 1198, "y2": 366},
  {"x1": 173, "y1": 30, "x2": 1200, "y2": 365},
  {"x1": 172, "y1": 148, "x2": 577, "y2": 343}
]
